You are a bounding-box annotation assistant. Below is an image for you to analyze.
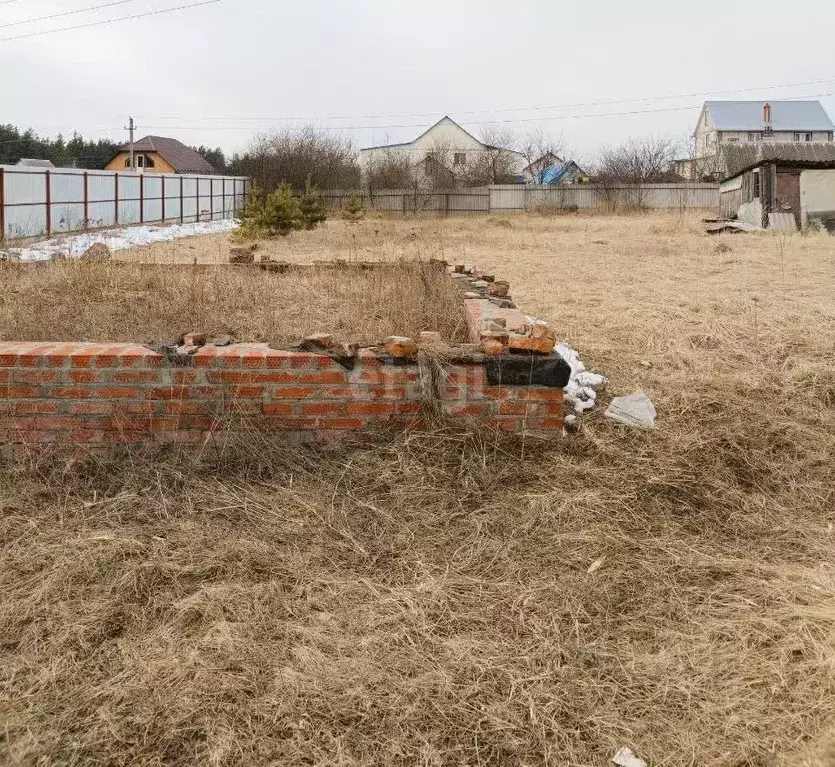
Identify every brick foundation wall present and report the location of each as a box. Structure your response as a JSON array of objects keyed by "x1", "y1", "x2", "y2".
[{"x1": 0, "y1": 341, "x2": 564, "y2": 450}]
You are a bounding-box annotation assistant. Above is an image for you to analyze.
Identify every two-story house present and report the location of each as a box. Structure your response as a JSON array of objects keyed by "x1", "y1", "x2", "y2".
[{"x1": 677, "y1": 101, "x2": 834, "y2": 180}]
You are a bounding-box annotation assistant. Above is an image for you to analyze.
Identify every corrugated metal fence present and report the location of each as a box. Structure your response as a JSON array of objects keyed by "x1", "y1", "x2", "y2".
[
  {"x1": 321, "y1": 183, "x2": 719, "y2": 215},
  {"x1": 0, "y1": 166, "x2": 250, "y2": 240}
]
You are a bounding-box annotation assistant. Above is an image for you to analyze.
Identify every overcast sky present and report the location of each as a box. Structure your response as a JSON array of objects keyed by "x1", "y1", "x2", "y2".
[{"x1": 3, "y1": 0, "x2": 835, "y2": 162}]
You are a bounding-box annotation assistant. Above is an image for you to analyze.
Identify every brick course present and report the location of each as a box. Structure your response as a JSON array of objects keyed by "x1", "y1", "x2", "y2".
[{"x1": 0, "y1": 341, "x2": 564, "y2": 449}]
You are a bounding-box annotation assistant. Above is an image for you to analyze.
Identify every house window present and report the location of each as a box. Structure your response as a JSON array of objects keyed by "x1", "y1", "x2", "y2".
[
  {"x1": 748, "y1": 132, "x2": 763, "y2": 142},
  {"x1": 453, "y1": 152, "x2": 466, "y2": 166},
  {"x1": 794, "y1": 132, "x2": 813, "y2": 142},
  {"x1": 124, "y1": 154, "x2": 155, "y2": 169},
  {"x1": 727, "y1": 137, "x2": 740, "y2": 143},
  {"x1": 752, "y1": 170, "x2": 760, "y2": 199}
]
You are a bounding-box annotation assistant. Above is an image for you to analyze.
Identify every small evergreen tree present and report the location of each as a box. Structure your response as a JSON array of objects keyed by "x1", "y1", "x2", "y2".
[
  {"x1": 342, "y1": 191, "x2": 365, "y2": 222},
  {"x1": 234, "y1": 184, "x2": 270, "y2": 241},
  {"x1": 234, "y1": 182, "x2": 303, "y2": 240},
  {"x1": 299, "y1": 177, "x2": 327, "y2": 230},
  {"x1": 263, "y1": 183, "x2": 302, "y2": 236}
]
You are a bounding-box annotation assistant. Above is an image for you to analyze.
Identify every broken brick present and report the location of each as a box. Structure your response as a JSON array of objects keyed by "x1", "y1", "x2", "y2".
[
  {"x1": 183, "y1": 332, "x2": 207, "y2": 347},
  {"x1": 530, "y1": 320, "x2": 556, "y2": 342},
  {"x1": 304, "y1": 333, "x2": 334, "y2": 349},
  {"x1": 488, "y1": 281, "x2": 510, "y2": 297},
  {"x1": 508, "y1": 334, "x2": 555, "y2": 354},
  {"x1": 385, "y1": 336, "x2": 418, "y2": 357},
  {"x1": 482, "y1": 339, "x2": 506, "y2": 356}
]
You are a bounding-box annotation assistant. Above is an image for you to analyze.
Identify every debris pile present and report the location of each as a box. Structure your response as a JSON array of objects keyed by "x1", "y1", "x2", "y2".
[{"x1": 556, "y1": 342, "x2": 606, "y2": 415}]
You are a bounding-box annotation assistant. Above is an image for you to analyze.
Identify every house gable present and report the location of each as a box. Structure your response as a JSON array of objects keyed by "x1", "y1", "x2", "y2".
[{"x1": 410, "y1": 116, "x2": 486, "y2": 152}]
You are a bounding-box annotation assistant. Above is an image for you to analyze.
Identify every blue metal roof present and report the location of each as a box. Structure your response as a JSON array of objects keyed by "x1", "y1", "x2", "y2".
[{"x1": 705, "y1": 100, "x2": 834, "y2": 131}]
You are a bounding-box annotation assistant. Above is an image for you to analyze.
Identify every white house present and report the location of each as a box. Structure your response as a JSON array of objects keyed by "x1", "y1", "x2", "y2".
[
  {"x1": 359, "y1": 116, "x2": 526, "y2": 187},
  {"x1": 678, "y1": 100, "x2": 835, "y2": 180}
]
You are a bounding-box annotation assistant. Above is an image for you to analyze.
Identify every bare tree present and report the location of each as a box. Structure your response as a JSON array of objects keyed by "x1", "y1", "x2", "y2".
[
  {"x1": 517, "y1": 128, "x2": 567, "y2": 184},
  {"x1": 673, "y1": 132, "x2": 723, "y2": 182},
  {"x1": 594, "y1": 136, "x2": 676, "y2": 209},
  {"x1": 365, "y1": 146, "x2": 414, "y2": 193},
  {"x1": 229, "y1": 125, "x2": 360, "y2": 193}
]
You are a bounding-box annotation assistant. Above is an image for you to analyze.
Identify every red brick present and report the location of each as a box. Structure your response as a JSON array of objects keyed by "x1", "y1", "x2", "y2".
[
  {"x1": 538, "y1": 418, "x2": 565, "y2": 430},
  {"x1": 295, "y1": 371, "x2": 346, "y2": 384},
  {"x1": 300, "y1": 402, "x2": 343, "y2": 416},
  {"x1": 164, "y1": 401, "x2": 203, "y2": 415},
  {"x1": 518, "y1": 388, "x2": 564, "y2": 402},
  {"x1": 148, "y1": 387, "x2": 188, "y2": 400},
  {"x1": 544, "y1": 402, "x2": 565, "y2": 415},
  {"x1": 70, "y1": 355, "x2": 95, "y2": 368},
  {"x1": 227, "y1": 385, "x2": 264, "y2": 398},
  {"x1": 17, "y1": 370, "x2": 61, "y2": 383},
  {"x1": 93, "y1": 386, "x2": 143, "y2": 399},
  {"x1": 114, "y1": 370, "x2": 159, "y2": 383},
  {"x1": 69, "y1": 401, "x2": 113, "y2": 415},
  {"x1": 0, "y1": 354, "x2": 17, "y2": 366},
  {"x1": 115, "y1": 402, "x2": 156, "y2": 414},
  {"x1": 481, "y1": 386, "x2": 514, "y2": 399},
  {"x1": 14, "y1": 401, "x2": 60, "y2": 414},
  {"x1": 207, "y1": 370, "x2": 252, "y2": 383},
  {"x1": 68, "y1": 370, "x2": 100, "y2": 383},
  {"x1": 447, "y1": 403, "x2": 490, "y2": 416},
  {"x1": 290, "y1": 353, "x2": 321, "y2": 369},
  {"x1": 345, "y1": 402, "x2": 395, "y2": 415},
  {"x1": 319, "y1": 417, "x2": 365, "y2": 429},
  {"x1": 358, "y1": 370, "x2": 417, "y2": 384},
  {"x1": 394, "y1": 402, "x2": 422, "y2": 414},
  {"x1": 498, "y1": 401, "x2": 539, "y2": 416},
  {"x1": 172, "y1": 371, "x2": 201, "y2": 385},
  {"x1": 47, "y1": 386, "x2": 90, "y2": 399},
  {"x1": 271, "y1": 385, "x2": 318, "y2": 399},
  {"x1": 262, "y1": 403, "x2": 294, "y2": 416},
  {"x1": 240, "y1": 356, "x2": 267, "y2": 369}
]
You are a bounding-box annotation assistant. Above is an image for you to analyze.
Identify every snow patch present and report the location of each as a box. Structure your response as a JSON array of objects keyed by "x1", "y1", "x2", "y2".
[{"x1": 8, "y1": 219, "x2": 239, "y2": 262}]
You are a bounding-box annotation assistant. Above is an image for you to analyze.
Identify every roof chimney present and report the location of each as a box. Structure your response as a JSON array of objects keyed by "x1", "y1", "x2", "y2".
[{"x1": 763, "y1": 102, "x2": 772, "y2": 125}]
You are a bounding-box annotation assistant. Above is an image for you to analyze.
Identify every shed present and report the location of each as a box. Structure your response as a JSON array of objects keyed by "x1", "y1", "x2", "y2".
[{"x1": 718, "y1": 143, "x2": 835, "y2": 229}]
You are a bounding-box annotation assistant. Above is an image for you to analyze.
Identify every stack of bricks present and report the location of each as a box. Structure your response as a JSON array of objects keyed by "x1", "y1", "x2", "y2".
[{"x1": 0, "y1": 264, "x2": 569, "y2": 451}]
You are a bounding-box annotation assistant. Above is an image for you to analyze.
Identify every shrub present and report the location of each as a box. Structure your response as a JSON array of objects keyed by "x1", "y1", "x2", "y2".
[
  {"x1": 299, "y1": 178, "x2": 327, "y2": 230},
  {"x1": 234, "y1": 183, "x2": 302, "y2": 240},
  {"x1": 342, "y1": 191, "x2": 365, "y2": 222}
]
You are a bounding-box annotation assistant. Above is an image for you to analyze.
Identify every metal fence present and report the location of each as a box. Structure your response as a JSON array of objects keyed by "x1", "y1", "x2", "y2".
[
  {"x1": 319, "y1": 183, "x2": 720, "y2": 215},
  {"x1": 0, "y1": 166, "x2": 250, "y2": 240}
]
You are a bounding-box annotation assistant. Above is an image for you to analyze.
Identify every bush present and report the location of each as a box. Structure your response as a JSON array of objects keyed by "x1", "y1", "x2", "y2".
[
  {"x1": 234, "y1": 183, "x2": 302, "y2": 240},
  {"x1": 342, "y1": 191, "x2": 365, "y2": 222},
  {"x1": 299, "y1": 178, "x2": 327, "y2": 230}
]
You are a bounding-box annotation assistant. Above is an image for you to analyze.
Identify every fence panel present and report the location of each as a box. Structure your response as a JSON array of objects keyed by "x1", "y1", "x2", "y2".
[{"x1": 1, "y1": 165, "x2": 249, "y2": 240}]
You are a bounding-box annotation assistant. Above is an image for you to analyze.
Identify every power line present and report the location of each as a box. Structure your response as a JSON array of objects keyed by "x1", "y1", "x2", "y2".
[
  {"x1": 136, "y1": 92, "x2": 834, "y2": 132},
  {"x1": 0, "y1": 0, "x2": 220, "y2": 41},
  {"x1": 136, "y1": 77, "x2": 835, "y2": 124},
  {"x1": 0, "y1": 0, "x2": 137, "y2": 30}
]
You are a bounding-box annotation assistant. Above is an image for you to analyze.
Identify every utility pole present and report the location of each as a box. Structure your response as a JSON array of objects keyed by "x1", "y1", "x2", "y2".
[{"x1": 125, "y1": 116, "x2": 135, "y2": 171}]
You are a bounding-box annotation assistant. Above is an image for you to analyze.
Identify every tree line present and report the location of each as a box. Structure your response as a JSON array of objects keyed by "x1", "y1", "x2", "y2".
[{"x1": 1, "y1": 122, "x2": 684, "y2": 189}]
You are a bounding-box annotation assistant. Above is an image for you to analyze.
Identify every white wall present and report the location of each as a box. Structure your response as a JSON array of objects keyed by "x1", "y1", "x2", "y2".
[
  {"x1": 799, "y1": 169, "x2": 835, "y2": 225},
  {"x1": 359, "y1": 117, "x2": 525, "y2": 175}
]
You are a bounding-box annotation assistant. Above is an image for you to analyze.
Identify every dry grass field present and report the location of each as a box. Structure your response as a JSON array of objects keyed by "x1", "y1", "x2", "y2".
[
  {"x1": 0, "y1": 260, "x2": 465, "y2": 345},
  {"x1": 2, "y1": 211, "x2": 835, "y2": 766}
]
